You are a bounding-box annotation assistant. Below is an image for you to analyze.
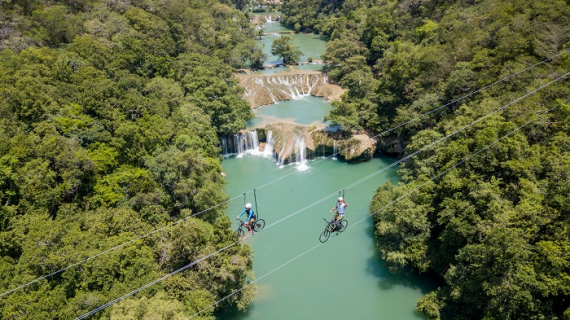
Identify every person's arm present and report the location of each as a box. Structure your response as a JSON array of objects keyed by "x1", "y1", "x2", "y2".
[
  {"x1": 329, "y1": 205, "x2": 337, "y2": 213},
  {"x1": 248, "y1": 210, "x2": 255, "y2": 221},
  {"x1": 237, "y1": 209, "x2": 246, "y2": 219}
]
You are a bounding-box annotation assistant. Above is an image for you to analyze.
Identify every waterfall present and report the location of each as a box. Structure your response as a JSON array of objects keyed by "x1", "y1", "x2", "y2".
[
  {"x1": 332, "y1": 140, "x2": 337, "y2": 160},
  {"x1": 247, "y1": 130, "x2": 259, "y2": 151},
  {"x1": 236, "y1": 134, "x2": 245, "y2": 154},
  {"x1": 294, "y1": 135, "x2": 309, "y2": 171},
  {"x1": 220, "y1": 130, "x2": 260, "y2": 157},
  {"x1": 263, "y1": 130, "x2": 275, "y2": 158},
  {"x1": 257, "y1": 77, "x2": 277, "y2": 104},
  {"x1": 277, "y1": 142, "x2": 290, "y2": 167},
  {"x1": 240, "y1": 73, "x2": 328, "y2": 107},
  {"x1": 221, "y1": 135, "x2": 229, "y2": 157},
  {"x1": 223, "y1": 127, "x2": 315, "y2": 168}
]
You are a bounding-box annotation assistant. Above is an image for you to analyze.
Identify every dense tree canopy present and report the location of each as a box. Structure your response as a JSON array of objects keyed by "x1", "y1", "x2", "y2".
[
  {"x1": 283, "y1": 0, "x2": 570, "y2": 318},
  {"x1": 0, "y1": 0, "x2": 261, "y2": 318}
]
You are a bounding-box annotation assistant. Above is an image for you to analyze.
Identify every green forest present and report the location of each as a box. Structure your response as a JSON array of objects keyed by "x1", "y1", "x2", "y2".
[
  {"x1": 0, "y1": 0, "x2": 264, "y2": 318},
  {"x1": 1, "y1": 0, "x2": 570, "y2": 319},
  {"x1": 282, "y1": 0, "x2": 570, "y2": 319}
]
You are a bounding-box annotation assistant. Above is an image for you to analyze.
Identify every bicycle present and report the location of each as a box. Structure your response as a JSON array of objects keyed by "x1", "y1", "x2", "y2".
[
  {"x1": 319, "y1": 217, "x2": 348, "y2": 243},
  {"x1": 235, "y1": 218, "x2": 266, "y2": 238}
]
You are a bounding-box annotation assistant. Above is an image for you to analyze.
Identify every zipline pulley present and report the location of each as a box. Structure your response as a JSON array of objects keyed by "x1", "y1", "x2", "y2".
[{"x1": 243, "y1": 191, "x2": 260, "y2": 219}]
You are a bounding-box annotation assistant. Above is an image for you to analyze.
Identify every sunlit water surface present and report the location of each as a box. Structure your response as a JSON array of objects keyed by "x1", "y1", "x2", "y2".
[{"x1": 219, "y1": 156, "x2": 438, "y2": 320}]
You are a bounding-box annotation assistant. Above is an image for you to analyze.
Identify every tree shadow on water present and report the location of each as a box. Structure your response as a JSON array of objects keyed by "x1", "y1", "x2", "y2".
[
  {"x1": 215, "y1": 302, "x2": 257, "y2": 320},
  {"x1": 364, "y1": 226, "x2": 441, "y2": 294}
]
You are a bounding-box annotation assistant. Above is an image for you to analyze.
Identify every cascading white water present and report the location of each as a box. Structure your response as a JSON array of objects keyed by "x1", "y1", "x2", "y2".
[
  {"x1": 221, "y1": 136, "x2": 229, "y2": 157},
  {"x1": 294, "y1": 135, "x2": 309, "y2": 171},
  {"x1": 224, "y1": 130, "x2": 260, "y2": 157},
  {"x1": 241, "y1": 73, "x2": 328, "y2": 107},
  {"x1": 263, "y1": 130, "x2": 275, "y2": 158},
  {"x1": 277, "y1": 142, "x2": 290, "y2": 167},
  {"x1": 259, "y1": 74, "x2": 323, "y2": 100},
  {"x1": 332, "y1": 140, "x2": 337, "y2": 160},
  {"x1": 247, "y1": 130, "x2": 259, "y2": 151},
  {"x1": 257, "y1": 77, "x2": 277, "y2": 104},
  {"x1": 236, "y1": 134, "x2": 245, "y2": 154}
]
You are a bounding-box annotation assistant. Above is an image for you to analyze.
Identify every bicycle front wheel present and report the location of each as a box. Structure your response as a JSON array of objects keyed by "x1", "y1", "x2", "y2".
[
  {"x1": 253, "y1": 219, "x2": 265, "y2": 232},
  {"x1": 319, "y1": 228, "x2": 330, "y2": 243},
  {"x1": 235, "y1": 227, "x2": 245, "y2": 238},
  {"x1": 338, "y1": 220, "x2": 348, "y2": 232}
]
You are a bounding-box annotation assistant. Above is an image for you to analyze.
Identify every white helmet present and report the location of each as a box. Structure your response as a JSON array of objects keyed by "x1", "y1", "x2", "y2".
[
  {"x1": 338, "y1": 197, "x2": 343, "y2": 201},
  {"x1": 245, "y1": 203, "x2": 252, "y2": 209}
]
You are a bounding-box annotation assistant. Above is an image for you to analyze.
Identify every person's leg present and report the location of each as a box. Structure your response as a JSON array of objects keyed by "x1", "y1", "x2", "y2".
[
  {"x1": 334, "y1": 214, "x2": 342, "y2": 229},
  {"x1": 248, "y1": 218, "x2": 254, "y2": 233}
]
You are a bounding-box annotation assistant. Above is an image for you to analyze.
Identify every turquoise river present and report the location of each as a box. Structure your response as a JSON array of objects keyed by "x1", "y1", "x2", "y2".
[{"x1": 218, "y1": 14, "x2": 438, "y2": 320}]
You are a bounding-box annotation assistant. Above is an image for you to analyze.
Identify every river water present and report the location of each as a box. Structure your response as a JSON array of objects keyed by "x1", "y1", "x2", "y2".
[
  {"x1": 247, "y1": 96, "x2": 332, "y2": 128},
  {"x1": 255, "y1": 13, "x2": 326, "y2": 66},
  {"x1": 220, "y1": 155, "x2": 437, "y2": 320},
  {"x1": 218, "y1": 15, "x2": 437, "y2": 319}
]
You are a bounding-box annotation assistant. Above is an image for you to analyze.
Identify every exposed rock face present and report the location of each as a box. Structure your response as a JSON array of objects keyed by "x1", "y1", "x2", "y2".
[
  {"x1": 265, "y1": 123, "x2": 312, "y2": 164},
  {"x1": 236, "y1": 72, "x2": 344, "y2": 108},
  {"x1": 250, "y1": 14, "x2": 280, "y2": 25},
  {"x1": 310, "y1": 130, "x2": 377, "y2": 162},
  {"x1": 265, "y1": 124, "x2": 378, "y2": 164},
  {"x1": 376, "y1": 135, "x2": 404, "y2": 154}
]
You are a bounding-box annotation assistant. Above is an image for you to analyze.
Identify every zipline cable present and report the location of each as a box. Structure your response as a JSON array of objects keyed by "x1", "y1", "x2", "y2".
[
  {"x1": 74, "y1": 237, "x2": 247, "y2": 320},
  {"x1": 5, "y1": 71, "x2": 568, "y2": 300},
  {"x1": 245, "y1": 72, "x2": 570, "y2": 236},
  {"x1": 0, "y1": 194, "x2": 242, "y2": 298},
  {"x1": 72, "y1": 78, "x2": 569, "y2": 319},
  {"x1": 185, "y1": 97, "x2": 569, "y2": 319},
  {"x1": 335, "y1": 71, "x2": 570, "y2": 194},
  {"x1": 2, "y1": 65, "x2": 567, "y2": 299},
  {"x1": 3, "y1": 50, "x2": 567, "y2": 298}
]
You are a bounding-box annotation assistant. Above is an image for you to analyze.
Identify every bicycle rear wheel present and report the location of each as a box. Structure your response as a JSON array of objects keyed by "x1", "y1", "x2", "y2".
[
  {"x1": 235, "y1": 227, "x2": 245, "y2": 238},
  {"x1": 319, "y1": 228, "x2": 330, "y2": 243},
  {"x1": 338, "y1": 219, "x2": 348, "y2": 232},
  {"x1": 252, "y1": 219, "x2": 265, "y2": 232}
]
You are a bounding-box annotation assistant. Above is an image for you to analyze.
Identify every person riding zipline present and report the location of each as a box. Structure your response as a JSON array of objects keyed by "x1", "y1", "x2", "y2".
[
  {"x1": 329, "y1": 197, "x2": 348, "y2": 231},
  {"x1": 237, "y1": 203, "x2": 256, "y2": 234}
]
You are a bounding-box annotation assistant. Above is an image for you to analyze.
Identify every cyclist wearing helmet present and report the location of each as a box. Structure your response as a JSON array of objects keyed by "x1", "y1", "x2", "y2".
[
  {"x1": 329, "y1": 197, "x2": 348, "y2": 230},
  {"x1": 237, "y1": 203, "x2": 256, "y2": 234}
]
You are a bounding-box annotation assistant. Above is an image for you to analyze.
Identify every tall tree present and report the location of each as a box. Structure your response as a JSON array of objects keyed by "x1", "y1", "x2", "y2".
[{"x1": 271, "y1": 35, "x2": 302, "y2": 64}]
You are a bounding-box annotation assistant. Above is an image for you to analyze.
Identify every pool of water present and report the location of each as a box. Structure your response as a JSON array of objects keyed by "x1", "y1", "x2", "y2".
[
  {"x1": 294, "y1": 63, "x2": 324, "y2": 72},
  {"x1": 250, "y1": 66, "x2": 292, "y2": 75},
  {"x1": 248, "y1": 96, "x2": 332, "y2": 128},
  {"x1": 257, "y1": 20, "x2": 327, "y2": 66}
]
